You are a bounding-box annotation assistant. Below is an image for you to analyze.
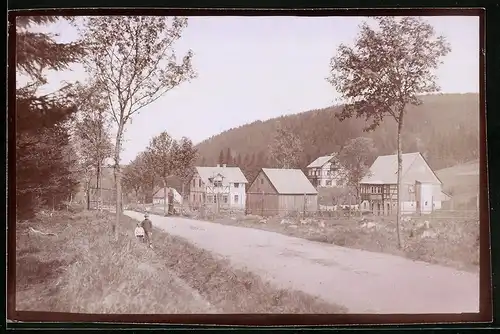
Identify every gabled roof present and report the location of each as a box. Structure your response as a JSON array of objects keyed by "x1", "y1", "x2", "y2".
[
  {"x1": 360, "y1": 152, "x2": 441, "y2": 185},
  {"x1": 261, "y1": 168, "x2": 318, "y2": 195},
  {"x1": 195, "y1": 166, "x2": 248, "y2": 185},
  {"x1": 307, "y1": 153, "x2": 337, "y2": 168}
]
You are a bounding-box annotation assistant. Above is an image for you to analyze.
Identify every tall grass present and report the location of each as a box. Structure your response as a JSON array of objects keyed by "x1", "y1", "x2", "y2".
[{"x1": 16, "y1": 208, "x2": 346, "y2": 314}]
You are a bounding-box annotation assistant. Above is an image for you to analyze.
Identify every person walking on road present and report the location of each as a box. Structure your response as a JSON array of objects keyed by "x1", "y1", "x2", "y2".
[{"x1": 141, "y1": 213, "x2": 154, "y2": 248}]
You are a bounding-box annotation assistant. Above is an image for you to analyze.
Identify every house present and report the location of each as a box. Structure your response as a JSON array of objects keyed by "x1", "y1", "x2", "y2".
[
  {"x1": 246, "y1": 168, "x2": 318, "y2": 217},
  {"x1": 359, "y1": 152, "x2": 449, "y2": 215},
  {"x1": 152, "y1": 187, "x2": 183, "y2": 205},
  {"x1": 306, "y1": 153, "x2": 345, "y2": 188},
  {"x1": 189, "y1": 164, "x2": 248, "y2": 210}
]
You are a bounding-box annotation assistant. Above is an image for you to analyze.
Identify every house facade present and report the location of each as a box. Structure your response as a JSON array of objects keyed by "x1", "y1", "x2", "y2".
[
  {"x1": 189, "y1": 164, "x2": 248, "y2": 211},
  {"x1": 359, "y1": 152, "x2": 449, "y2": 215},
  {"x1": 306, "y1": 153, "x2": 344, "y2": 188},
  {"x1": 246, "y1": 168, "x2": 318, "y2": 217},
  {"x1": 152, "y1": 187, "x2": 183, "y2": 205}
]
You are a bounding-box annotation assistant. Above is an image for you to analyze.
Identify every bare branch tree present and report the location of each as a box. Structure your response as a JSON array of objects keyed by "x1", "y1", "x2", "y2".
[
  {"x1": 79, "y1": 16, "x2": 196, "y2": 239},
  {"x1": 327, "y1": 16, "x2": 451, "y2": 248}
]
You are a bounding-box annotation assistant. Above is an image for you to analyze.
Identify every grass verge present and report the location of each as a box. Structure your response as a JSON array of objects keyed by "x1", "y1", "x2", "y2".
[
  {"x1": 16, "y1": 208, "x2": 345, "y2": 314},
  {"x1": 122, "y1": 213, "x2": 346, "y2": 313},
  {"x1": 207, "y1": 212, "x2": 479, "y2": 273}
]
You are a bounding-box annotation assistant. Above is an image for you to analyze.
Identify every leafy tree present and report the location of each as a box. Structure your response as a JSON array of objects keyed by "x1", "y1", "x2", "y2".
[
  {"x1": 72, "y1": 80, "x2": 113, "y2": 209},
  {"x1": 173, "y1": 137, "x2": 198, "y2": 212},
  {"x1": 79, "y1": 16, "x2": 196, "y2": 238},
  {"x1": 148, "y1": 131, "x2": 178, "y2": 216},
  {"x1": 268, "y1": 123, "x2": 303, "y2": 169},
  {"x1": 337, "y1": 137, "x2": 377, "y2": 202},
  {"x1": 236, "y1": 154, "x2": 242, "y2": 167},
  {"x1": 327, "y1": 16, "x2": 451, "y2": 248},
  {"x1": 137, "y1": 150, "x2": 159, "y2": 204},
  {"x1": 122, "y1": 158, "x2": 143, "y2": 203}
]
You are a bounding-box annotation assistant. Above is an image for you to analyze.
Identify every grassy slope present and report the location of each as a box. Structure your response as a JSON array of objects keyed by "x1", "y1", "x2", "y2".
[
  {"x1": 16, "y1": 208, "x2": 345, "y2": 314},
  {"x1": 435, "y1": 160, "x2": 480, "y2": 205}
]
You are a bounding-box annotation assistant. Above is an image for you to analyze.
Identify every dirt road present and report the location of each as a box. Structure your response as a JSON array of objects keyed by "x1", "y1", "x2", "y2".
[{"x1": 125, "y1": 211, "x2": 479, "y2": 314}]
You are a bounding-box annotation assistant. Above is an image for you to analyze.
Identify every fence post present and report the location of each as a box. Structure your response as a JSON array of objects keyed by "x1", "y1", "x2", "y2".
[
  {"x1": 348, "y1": 194, "x2": 351, "y2": 219},
  {"x1": 430, "y1": 195, "x2": 434, "y2": 224},
  {"x1": 86, "y1": 189, "x2": 90, "y2": 210}
]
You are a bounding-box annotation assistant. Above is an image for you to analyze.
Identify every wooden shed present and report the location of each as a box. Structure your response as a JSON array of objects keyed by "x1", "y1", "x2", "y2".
[{"x1": 246, "y1": 168, "x2": 318, "y2": 217}]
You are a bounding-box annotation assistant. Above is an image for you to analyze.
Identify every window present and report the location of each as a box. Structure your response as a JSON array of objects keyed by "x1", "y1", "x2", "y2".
[
  {"x1": 234, "y1": 194, "x2": 239, "y2": 203},
  {"x1": 214, "y1": 196, "x2": 217, "y2": 203},
  {"x1": 234, "y1": 183, "x2": 239, "y2": 188},
  {"x1": 207, "y1": 195, "x2": 213, "y2": 203},
  {"x1": 214, "y1": 180, "x2": 222, "y2": 187},
  {"x1": 371, "y1": 187, "x2": 374, "y2": 193},
  {"x1": 425, "y1": 201, "x2": 428, "y2": 206},
  {"x1": 192, "y1": 179, "x2": 195, "y2": 188},
  {"x1": 223, "y1": 195, "x2": 228, "y2": 204},
  {"x1": 260, "y1": 178, "x2": 264, "y2": 185},
  {"x1": 198, "y1": 179, "x2": 202, "y2": 187}
]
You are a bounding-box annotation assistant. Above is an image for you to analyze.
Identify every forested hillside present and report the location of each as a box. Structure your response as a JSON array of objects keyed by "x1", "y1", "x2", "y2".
[{"x1": 195, "y1": 93, "x2": 480, "y2": 183}]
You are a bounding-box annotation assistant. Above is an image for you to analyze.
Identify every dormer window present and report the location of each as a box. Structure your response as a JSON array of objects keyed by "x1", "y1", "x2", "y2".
[{"x1": 210, "y1": 173, "x2": 224, "y2": 187}]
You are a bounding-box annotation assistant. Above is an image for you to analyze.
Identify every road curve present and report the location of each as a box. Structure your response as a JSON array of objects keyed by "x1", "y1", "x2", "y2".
[{"x1": 124, "y1": 211, "x2": 479, "y2": 314}]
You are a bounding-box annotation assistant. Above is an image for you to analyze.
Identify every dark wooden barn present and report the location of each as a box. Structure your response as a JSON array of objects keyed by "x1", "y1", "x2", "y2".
[{"x1": 246, "y1": 168, "x2": 318, "y2": 217}]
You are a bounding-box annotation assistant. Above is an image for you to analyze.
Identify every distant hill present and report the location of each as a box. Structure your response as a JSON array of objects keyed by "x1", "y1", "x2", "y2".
[{"x1": 195, "y1": 93, "x2": 480, "y2": 183}]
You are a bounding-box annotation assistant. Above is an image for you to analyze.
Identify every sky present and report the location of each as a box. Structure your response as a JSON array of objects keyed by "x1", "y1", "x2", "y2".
[{"x1": 22, "y1": 15, "x2": 480, "y2": 164}]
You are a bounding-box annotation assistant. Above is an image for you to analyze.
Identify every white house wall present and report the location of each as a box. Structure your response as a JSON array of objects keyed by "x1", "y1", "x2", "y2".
[
  {"x1": 307, "y1": 162, "x2": 344, "y2": 187},
  {"x1": 189, "y1": 171, "x2": 246, "y2": 210}
]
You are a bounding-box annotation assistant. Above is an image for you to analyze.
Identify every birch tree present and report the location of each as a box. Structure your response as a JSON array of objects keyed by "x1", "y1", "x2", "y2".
[
  {"x1": 79, "y1": 16, "x2": 196, "y2": 239},
  {"x1": 327, "y1": 16, "x2": 450, "y2": 248}
]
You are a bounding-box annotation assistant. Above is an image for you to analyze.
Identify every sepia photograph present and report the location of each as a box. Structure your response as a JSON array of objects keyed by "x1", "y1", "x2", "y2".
[{"x1": 11, "y1": 10, "x2": 484, "y2": 323}]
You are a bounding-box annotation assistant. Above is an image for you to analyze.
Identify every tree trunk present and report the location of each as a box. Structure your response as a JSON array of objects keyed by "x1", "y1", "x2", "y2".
[
  {"x1": 113, "y1": 125, "x2": 124, "y2": 241},
  {"x1": 163, "y1": 177, "x2": 168, "y2": 216},
  {"x1": 96, "y1": 160, "x2": 101, "y2": 210},
  {"x1": 181, "y1": 182, "x2": 185, "y2": 216},
  {"x1": 396, "y1": 119, "x2": 403, "y2": 249}
]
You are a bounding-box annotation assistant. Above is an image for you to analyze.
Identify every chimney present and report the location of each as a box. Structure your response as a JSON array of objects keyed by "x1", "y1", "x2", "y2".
[
  {"x1": 216, "y1": 164, "x2": 220, "y2": 167},
  {"x1": 222, "y1": 164, "x2": 227, "y2": 168}
]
